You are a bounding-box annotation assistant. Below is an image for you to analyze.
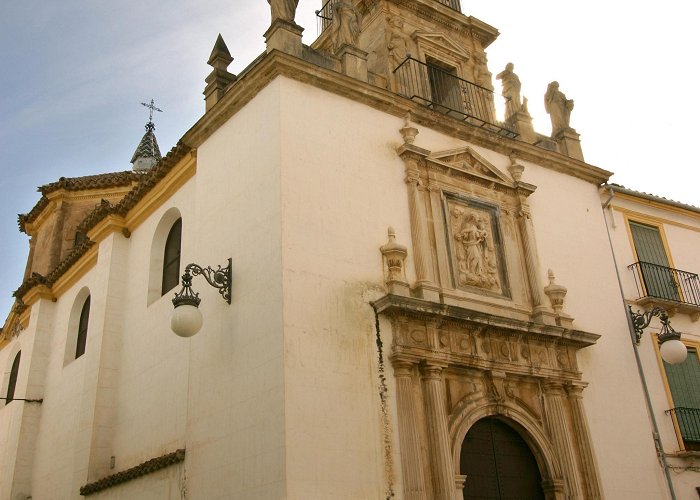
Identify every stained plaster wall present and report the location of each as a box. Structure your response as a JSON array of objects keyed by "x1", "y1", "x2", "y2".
[{"x1": 275, "y1": 74, "x2": 669, "y2": 499}]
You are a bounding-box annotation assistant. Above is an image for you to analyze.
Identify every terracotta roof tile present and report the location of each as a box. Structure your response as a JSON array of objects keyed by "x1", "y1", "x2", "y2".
[
  {"x1": 18, "y1": 171, "x2": 141, "y2": 233},
  {"x1": 80, "y1": 449, "x2": 185, "y2": 496}
]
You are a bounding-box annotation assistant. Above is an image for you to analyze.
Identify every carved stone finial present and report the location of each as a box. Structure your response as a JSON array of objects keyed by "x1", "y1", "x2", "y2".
[
  {"x1": 508, "y1": 155, "x2": 524, "y2": 182},
  {"x1": 400, "y1": 113, "x2": 418, "y2": 144},
  {"x1": 380, "y1": 227, "x2": 410, "y2": 296},
  {"x1": 544, "y1": 269, "x2": 567, "y2": 314},
  {"x1": 204, "y1": 34, "x2": 236, "y2": 112}
]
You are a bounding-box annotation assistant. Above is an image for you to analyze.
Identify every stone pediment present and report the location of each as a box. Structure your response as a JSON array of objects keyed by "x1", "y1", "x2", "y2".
[
  {"x1": 429, "y1": 147, "x2": 512, "y2": 187},
  {"x1": 412, "y1": 31, "x2": 471, "y2": 61}
]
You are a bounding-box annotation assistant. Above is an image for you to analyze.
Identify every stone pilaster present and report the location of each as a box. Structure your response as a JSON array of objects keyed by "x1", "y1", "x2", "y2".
[
  {"x1": 512, "y1": 109, "x2": 536, "y2": 143},
  {"x1": 336, "y1": 44, "x2": 368, "y2": 82},
  {"x1": 553, "y1": 128, "x2": 584, "y2": 162},
  {"x1": 403, "y1": 156, "x2": 439, "y2": 301},
  {"x1": 515, "y1": 197, "x2": 549, "y2": 321},
  {"x1": 421, "y1": 363, "x2": 454, "y2": 500},
  {"x1": 392, "y1": 358, "x2": 428, "y2": 500},
  {"x1": 264, "y1": 19, "x2": 303, "y2": 58},
  {"x1": 543, "y1": 381, "x2": 583, "y2": 499},
  {"x1": 566, "y1": 384, "x2": 602, "y2": 500}
]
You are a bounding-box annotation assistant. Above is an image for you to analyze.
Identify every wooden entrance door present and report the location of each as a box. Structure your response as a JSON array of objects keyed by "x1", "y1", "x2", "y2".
[{"x1": 460, "y1": 417, "x2": 544, "y2": 500}]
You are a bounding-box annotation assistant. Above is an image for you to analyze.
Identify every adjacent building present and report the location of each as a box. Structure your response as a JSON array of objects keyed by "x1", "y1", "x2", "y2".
[{"x1": 1, "y1": 0, "x2": 698, "y2": 498}]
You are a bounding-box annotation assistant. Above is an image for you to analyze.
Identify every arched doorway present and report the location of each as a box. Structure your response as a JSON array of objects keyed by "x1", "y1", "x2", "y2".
[{"x1": 460, "y1": 417, "x2": 544, "y2": 500}]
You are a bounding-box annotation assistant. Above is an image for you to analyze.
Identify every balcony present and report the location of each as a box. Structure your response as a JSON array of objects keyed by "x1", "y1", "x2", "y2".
[
  {"x1": 393, "y1": 57, "x2": 517, "y2": 138},
  {"x1": 628, "y1": 261, "x2": 700, "y2": 315},
  {"x1": 665, "y1": 407, "x2": 700, "y2": 451}
]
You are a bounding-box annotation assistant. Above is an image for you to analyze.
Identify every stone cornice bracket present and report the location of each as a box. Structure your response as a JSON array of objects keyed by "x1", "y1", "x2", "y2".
[
  {"x1": 544, "y1": 269, "x2": 574, "y2": 328},
  {"x1": 204, "y1": 34, "x2": 237, "y2": 112},
  {"x1": 400, "y1": 112, "x2": 419, "y2": 145},
  {"x1": 264, "y1": 18, "x2": 304, "y2": 58},
  {"x1": 380, "y1": 227, "x2": 410, "y2": 297}
]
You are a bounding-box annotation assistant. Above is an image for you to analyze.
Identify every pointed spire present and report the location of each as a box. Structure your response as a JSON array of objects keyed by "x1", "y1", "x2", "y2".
[
  {"x1": 131, "y1": 100, "x2": 163, "y2": 172},
  {"x1": 204, "y1": 34, "x2": 236, "y2": 112}
]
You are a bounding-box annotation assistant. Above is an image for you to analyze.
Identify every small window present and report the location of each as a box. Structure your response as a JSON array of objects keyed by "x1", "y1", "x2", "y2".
[
  {"x1": 6, "y1": 351, "x2": 21, "y2": 404},
  {"x1": 161, "y1": 218, "x2": 182, "y2": 295},
  {"x1": 75, "y1": 295, "x2": 90, "y2": 359},
  {"x1": 664, "y1": 347, "x2": 700, "y2": 451}
]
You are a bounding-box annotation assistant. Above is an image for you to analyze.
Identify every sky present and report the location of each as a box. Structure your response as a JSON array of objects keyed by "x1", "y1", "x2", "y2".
[{"x1": 1, "y1": 0, "x2": 699, "y2": 317}]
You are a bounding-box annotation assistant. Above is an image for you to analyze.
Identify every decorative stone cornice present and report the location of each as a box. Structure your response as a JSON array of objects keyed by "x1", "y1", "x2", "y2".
[
  {"x1": 372, "y1": 294, "x2": 600, "y2": 348},
  {"x1": 183, "y1": 49, "x2": 611, "y2": 186}
]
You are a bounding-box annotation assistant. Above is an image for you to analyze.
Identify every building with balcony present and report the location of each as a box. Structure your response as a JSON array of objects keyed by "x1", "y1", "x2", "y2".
[
  {"x1": 603, "y1": 183, "x2": 700, "y2": 496},
  {"x1": 0, "y1": 0, "x2": 697, "y2": 499}
]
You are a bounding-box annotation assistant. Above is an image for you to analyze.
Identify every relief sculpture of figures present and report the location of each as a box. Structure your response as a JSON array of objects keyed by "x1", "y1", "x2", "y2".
[
  {"x1": 451, "y1": 208, "x2": 499, "y2": 291},
  {"x1": 544, "y1": 81, "x2": 574, "y2": 135},
  {"x1": 387, "y1": 17, "x2": 410, "y2": 69},
  {"x1": 496, "y1": 62, "x2": 522, "y2": 116},
  {"x1": 268, "y1": 0, "x2": 300, "y2": 23},
  {"x1": 333, "y1": 0, "x2": 360, "y2": 49},
  {"x1": 472, "y1": 52, "x2": 493, "y2": 90}
]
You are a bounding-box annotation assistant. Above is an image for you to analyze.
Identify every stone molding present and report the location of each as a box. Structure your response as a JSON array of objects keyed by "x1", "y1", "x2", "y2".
[{"x1": 376, "y1": 293, "x2": 602, "y2": 499}]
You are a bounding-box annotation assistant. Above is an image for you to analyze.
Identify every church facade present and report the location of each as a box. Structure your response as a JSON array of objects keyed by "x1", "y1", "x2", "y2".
[{"x1": 1, "y1": 1, "x2": 698, "y2": 499}]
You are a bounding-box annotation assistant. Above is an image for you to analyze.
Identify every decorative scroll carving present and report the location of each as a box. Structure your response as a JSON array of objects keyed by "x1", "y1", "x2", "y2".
[{"x1": 449, "y1": 204, "x2": 500, "y2": 292}]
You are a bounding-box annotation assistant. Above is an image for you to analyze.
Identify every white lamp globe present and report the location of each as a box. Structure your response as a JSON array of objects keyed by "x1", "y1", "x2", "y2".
[
  {"x1": 171, "y1": 304, "x2": 203, "y2": 337},
  {"x1": 660, "y1": 339, "x2": 688, "y2": 365}
]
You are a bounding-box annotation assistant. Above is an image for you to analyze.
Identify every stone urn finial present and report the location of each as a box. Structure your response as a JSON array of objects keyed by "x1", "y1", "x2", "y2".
[
  {"x1": 508, "y1": 155, "x2": 524, "y2": 182},
  {"x1": 400, "y1": 113, "x2": 419, "y2": 145},
  {"x1": 544, "y1": 269, "x2": 567, "y2": 314},
  {"x1": 380, "y1": 227, "x2": 410, "y2": 296}
]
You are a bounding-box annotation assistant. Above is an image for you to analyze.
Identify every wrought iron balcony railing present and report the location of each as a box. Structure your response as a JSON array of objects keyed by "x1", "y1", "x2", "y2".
[
  {"x1": 628, "y1": 261, "x2": 700, "y2": 307},
  {"x1": 393, "y1": 57, "x2": 517, "y2": 138},
  {"x1": 316, "y1": 0, "x2": 333, "y2": 36},
  {"x1": 434, "y1": 0, "x2": 462, "y2": 11},
  {"x1": 665, "y1": 407, "x2": 700, "y2": 450}
]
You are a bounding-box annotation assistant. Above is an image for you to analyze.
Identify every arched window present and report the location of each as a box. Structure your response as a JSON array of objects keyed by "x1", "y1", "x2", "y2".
[
  {"x1": 6, "y1": 351, "x2": 21, "y2": 404},
  {"x1": 161, "y1": 218, "x2": 182, "y2": 295},
  {"x1": 75, "y1": 295, "x2": 90, "y2": 359}
]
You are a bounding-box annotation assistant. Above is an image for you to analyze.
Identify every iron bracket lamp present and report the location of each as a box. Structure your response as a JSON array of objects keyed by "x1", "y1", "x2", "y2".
[
  {"x1": 628, "y1": 306, "x2": 687, "y2": 364},
  {"x1": 171, "y1": 259, "x2": 231, "y2": 337}
]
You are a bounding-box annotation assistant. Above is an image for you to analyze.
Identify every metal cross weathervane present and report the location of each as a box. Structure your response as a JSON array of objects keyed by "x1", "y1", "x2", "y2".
[{"x1": 141, "y1": 99, "x2": 163, "y2": 124}]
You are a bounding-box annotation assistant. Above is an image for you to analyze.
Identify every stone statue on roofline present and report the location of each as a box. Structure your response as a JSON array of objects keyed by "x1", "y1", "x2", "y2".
[
  {"x1": 333, "y1": 0, "x2": 361, "y2": 49},
  {"x1": 496, "y1": 62, "x2": 522, "y2": 117},
  {"x1": 268, "y1": 0, "x2": 300, "y2": 24},
  {"x1": 544, "y1": 81, "x2": 574, "y2": 135}
]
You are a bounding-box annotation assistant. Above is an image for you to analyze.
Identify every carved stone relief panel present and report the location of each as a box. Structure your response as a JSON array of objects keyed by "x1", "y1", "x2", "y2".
[{"x1": 445, "y1": 196, "x2": 510, "y2": 297}]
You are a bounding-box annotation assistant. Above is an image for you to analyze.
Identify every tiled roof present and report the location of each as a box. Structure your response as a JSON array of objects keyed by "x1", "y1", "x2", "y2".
[
  {"x1": 14, "y1": 141, "x2": 192, "y2": 302},
  {"x1": 80, "y1": 449, "x2": 185, "y2": 496},
  {"x1": 18, "y1": 171, "x2": 141, "y2": 233},
  {"x1": 130, "y1": 123, "x2": 162, "y2": 164},
  {"x1": 606, "y1": 183, "x2": 700, "y2": 214}
]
